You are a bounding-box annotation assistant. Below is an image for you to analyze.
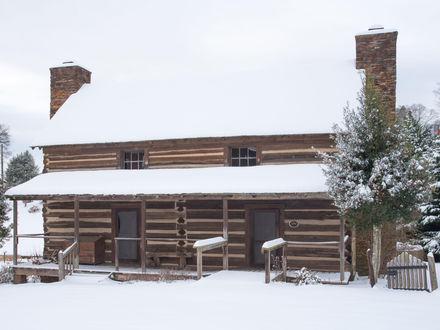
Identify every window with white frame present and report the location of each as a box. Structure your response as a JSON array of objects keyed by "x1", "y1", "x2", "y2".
[{"x1": 230, "y1": 147, "x2": 257, "y2": 166}]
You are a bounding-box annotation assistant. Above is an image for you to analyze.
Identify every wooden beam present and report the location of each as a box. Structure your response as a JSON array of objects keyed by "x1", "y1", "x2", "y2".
[
  {"x1": 74, "y1": 198, "x2": 79, "y2": 268},
  {"x1": 12, "y1": 200, "x2": 17, "y2": 266},
  {"x1": 264, "y1": 251, "x2": 271, "y2": 284},
  {"x1": 197, "y1": 249, "x2": 202, "y2": 280},
  {"x1": 427, "y1": 252, "x2": 438, "y2": 291},
  {"x1": 140, "y1": 199, "x2": 146, "y2": 273},
  {"x1": 114, "y1": 239, "x2": 119, "y2": 271},
  {"x1": 339, "y1": 216, "x2": 345, "y2": 282},
  {"x1": 6, "y1": 192, "x2": 331, "y2": 202},
  {"x1": 222, "y1": 199, "x2": 229, "y2": 271}
]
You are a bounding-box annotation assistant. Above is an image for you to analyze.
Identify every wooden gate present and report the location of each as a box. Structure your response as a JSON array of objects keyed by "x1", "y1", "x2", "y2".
[{"x1": 386, "y1": 252, "x2": 428, "y2": 291}]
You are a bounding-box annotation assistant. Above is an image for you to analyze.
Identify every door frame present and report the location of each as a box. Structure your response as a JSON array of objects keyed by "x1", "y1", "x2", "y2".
[
  {"x1": 111, "y1": 203, "x2": 142, "y2": 263},
  {"x1": 245, "y1": 204, "x2": 285, "y2": 268}
]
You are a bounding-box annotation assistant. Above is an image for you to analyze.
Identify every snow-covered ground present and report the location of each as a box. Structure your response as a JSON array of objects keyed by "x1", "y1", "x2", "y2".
[
  {"x1": 0, "y1": 201, "x2": 43, "y2": 257},
  {"x1": 0, "y1": 268, "x2": 439, "y2": 330}
]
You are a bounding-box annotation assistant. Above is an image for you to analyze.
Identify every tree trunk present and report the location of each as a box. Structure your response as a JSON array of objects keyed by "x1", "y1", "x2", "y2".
[
  {"x1": 371, "y1": 225, "x2": 382, "y2": 283},
  {"x1": 350, "y1": 226, "x2": 357, "y2": 280}
]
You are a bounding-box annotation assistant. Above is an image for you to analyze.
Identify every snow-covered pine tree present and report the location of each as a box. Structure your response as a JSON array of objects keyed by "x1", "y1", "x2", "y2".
[
  {"x1": 418, "y1": 138, "x2": 440, "y2": 258},
  {"x1": 322, "y1": 77, "x2": 435, "y2": 282},
  {"x1": 5, "y1": 150, "x2": 39, "y2": 188}
]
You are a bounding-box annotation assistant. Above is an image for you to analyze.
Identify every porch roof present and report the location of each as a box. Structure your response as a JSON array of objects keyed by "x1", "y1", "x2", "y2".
[{"x1": 5, "y1": 164, "x2": 329, "y2": 200}]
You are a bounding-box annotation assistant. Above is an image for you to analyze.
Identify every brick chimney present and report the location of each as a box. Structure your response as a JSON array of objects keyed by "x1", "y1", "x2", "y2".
[
  {"x1": 355, "y1": 26, "x2": 398, "y2": 117},
  {"x1": 50, "y1": 62, "x2": 91, "y2": 118}
]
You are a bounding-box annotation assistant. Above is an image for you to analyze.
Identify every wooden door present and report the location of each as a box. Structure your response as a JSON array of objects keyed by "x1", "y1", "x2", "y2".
[
  {"x1": 251, "y1": 209, "x2": 279, "y2": 266},
  {"x1": 116, "y1": 209, "x2": 140, "y2": 261}
]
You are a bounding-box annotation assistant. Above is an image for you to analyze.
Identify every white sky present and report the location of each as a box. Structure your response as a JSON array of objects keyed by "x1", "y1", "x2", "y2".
[{"x1": 1, "y1": 0, "x2": 440, "y2": 166}]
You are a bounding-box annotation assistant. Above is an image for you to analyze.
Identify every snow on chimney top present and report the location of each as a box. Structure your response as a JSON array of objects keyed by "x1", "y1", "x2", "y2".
[{"x1": 368, "y1": 24, "x2": 384, "y2": 31}]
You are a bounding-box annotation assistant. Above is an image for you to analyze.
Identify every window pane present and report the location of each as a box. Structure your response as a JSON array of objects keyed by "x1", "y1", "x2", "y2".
[
  {"x1": 231, "y1": 148, "x2": 239, "y2": 158},
  {"x1": 124, "y1": 161, "x2": 130, "y2": 169},
  {"x1": 139, "y1": 152, "x2": 144, "y2": 162},
  {"x1": 132, "y1": 162, "x2": 139, "y2": 169},
  {"x1": 132, "y1": 153, "x2": 138, "y2": 161},
  {"x1": 125, "y1": 152, "x2": 131, "y2": 161},
  {"x1": 240, "y1": 159, "x2": 247, "y2": 166},
  {"x1": 249, "y1": 148, "x2": 257, "y2": 157},
  {"x1": 249, "y1": 158, "x2": 257, "y2": 166},
  {"x1": 232, "y1": 159, "x2": 239, "y2": 167},
  {"x1": 139, "y1": 161, "x2": 144, "y2": 169},
  {"x1": 240, "y1": 148, "x2": 247, "y2": 157}
]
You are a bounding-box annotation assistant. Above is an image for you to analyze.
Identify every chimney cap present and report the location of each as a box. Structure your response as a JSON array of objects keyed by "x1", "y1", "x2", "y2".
[
  {"x1": 356, "y1": 26, "x2": 397, "y2": 37},
  {"x1": 368, "y1": 24, "x2": 384, "y2": 31},
  {"x1": 50, "y1": 61, "x2": 91, "y2": 72}
]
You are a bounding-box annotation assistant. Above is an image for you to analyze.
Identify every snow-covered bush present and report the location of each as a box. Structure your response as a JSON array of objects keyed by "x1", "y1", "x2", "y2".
[
  {"x1": 291, "y1": 267, "x2": 321, "y2": 285},
  {"x1": 0, "y1": 264, "x2": 13, "y2": 284}
]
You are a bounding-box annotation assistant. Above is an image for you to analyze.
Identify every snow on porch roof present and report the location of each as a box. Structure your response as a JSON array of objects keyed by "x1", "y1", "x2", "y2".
[{"x1": 5, "y1": 164, "x2": 329, "y2": 199}]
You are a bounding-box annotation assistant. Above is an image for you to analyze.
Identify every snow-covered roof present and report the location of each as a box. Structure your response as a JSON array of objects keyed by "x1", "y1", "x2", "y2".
[
  {"x1": 33, "y1": 36, "x2": 361, "y2": 147},
  {"x1": 5, "y1": 164, "x2": 328, "y2": 197}
]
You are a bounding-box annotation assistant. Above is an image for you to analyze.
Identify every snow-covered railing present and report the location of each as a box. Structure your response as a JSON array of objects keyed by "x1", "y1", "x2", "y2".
[
  {"x1": 262, "y1": 236, "x2": 350, "y2": 284},
  {"x1": 193, "y1": 236, "x2": 228, "y2": 280},
  {"x1": 261, "y1": 238, "x2": 287, "y2": 284},
  {"x1": 58, "y1": 240, "x2": 79, "y2": 281}
]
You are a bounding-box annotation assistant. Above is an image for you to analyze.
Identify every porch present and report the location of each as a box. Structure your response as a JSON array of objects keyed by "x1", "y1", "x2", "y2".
[{"x1": 5, "y1": 165, "x2": 352, "y2": 283}]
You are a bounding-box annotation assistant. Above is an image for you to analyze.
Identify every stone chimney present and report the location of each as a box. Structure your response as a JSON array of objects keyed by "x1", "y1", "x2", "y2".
[
  {"x1": 355, "y1": 26, "x2": 398, "y2": 117},
  {"x1": 50, "y1": 61, "x2": 91, "y2": 118}
]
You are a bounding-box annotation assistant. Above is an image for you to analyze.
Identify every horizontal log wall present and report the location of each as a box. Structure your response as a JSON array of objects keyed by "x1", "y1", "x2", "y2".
[
  {"x1": 43, "y1": 198, "x2": 348, "y2": 272},
  {"x1": 42, "y1": 134, "x2": 335, "y2": 171},
  {"x1": 43, "y1": 200, "x2": 114, "y2": 263},
  {"x1": 44, "y1": 148, "x2": 119, "y2": 172}
]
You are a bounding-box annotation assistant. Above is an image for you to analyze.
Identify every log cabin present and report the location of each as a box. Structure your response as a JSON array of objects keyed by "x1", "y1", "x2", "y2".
[{"x1": 6, "y1": 26, "x2": 398, "y2": 283}]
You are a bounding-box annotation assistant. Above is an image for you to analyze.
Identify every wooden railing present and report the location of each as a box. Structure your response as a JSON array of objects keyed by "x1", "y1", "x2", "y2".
[
  {"x1": 261, "y1": 238, "x2": 287, "y2": 284},
  {"x1": 13, "y1": 233, "x2": 75, "y2": 266},
  {"x1": 58, "y1": 241, "x2": 79, "y2": 281},
  {"x1": 262, "y1": 236, "x2": 350, "y2": 284},
  {"x1": 193, "y1": 237, "x2": 228, "y2": 280}
]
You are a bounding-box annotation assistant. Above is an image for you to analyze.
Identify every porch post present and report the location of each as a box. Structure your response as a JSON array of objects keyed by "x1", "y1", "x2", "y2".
[
  {"x1": 74, "y1": 198, "x2": 80, "y2": 268},
  {"x1": 222, "y1": 199, "x2": 229, "y2": 270},
  {"x1": 12, "y1": 200, "x2": 17, "y2": 265},
  {"x1": 140, "y1": 198, "x2": 146, "y2": 273},
  {"x1": 339, "y1": 216, "x2": 345, "y2": 282}
]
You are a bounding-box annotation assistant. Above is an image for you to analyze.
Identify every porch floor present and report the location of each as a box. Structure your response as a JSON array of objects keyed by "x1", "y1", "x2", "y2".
[{"x1": 12, "y1": 261, "x2": 350, "y2": 284}]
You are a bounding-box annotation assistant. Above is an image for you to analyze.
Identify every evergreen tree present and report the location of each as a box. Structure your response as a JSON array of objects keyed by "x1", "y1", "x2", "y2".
[
  {"x1": 5, "y1": 150, "x2": 39, "y2": 188},
  {"x1": 322, "y1": 78, "x2": 435, "y2": 282},
  {"x1": 0, "y1": 124, "x2": 11, "y2": 187},
  {"x1": 418, "y1": 138, "x2": 440, "y2": 258},
  {"x1": 0, "y1": 188, "x2": 10, "y2": 248}
]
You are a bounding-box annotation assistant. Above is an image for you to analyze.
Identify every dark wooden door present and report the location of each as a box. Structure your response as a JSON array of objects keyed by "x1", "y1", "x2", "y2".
[
  {"x1": 116, "y1": 209, "x2": 139, "y2": 261},
  {"x1": 251, "y1": 209, "x2": 279, "y2": 266}
]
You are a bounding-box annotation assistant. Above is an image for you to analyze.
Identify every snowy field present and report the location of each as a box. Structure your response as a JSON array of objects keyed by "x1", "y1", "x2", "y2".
[
  {"x1": 0, "y1": 201, "x2": 44, "y2": 257},
  {"x1": 1, "y1": 269, "x2": 439, "y2": 330}
]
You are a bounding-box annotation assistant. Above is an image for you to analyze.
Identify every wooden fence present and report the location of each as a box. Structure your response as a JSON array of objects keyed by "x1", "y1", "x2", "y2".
[{"x1": 386, "y1": 252, "x2": 428, "y2": 291}]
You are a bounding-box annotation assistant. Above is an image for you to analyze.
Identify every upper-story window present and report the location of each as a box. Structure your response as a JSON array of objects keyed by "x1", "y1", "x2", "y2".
[
  {"x1": 230, "y1": 147, "x2": 257, "y2": 166},
  {"x1": 123, "y1": 151, "x2": 145, "y2": 169}
]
